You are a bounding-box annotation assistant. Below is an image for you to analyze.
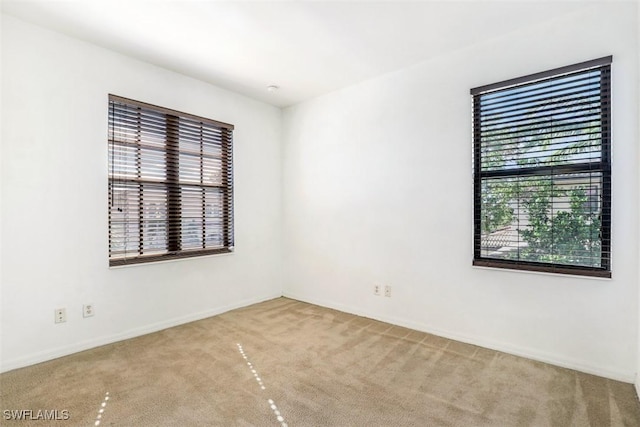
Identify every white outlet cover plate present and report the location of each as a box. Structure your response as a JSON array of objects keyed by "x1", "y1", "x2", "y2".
[{"x1": 83, "y1": 304, "x2": 94, "y2": 317}]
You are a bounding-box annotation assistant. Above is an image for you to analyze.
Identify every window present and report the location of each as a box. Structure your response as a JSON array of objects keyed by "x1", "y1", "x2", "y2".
[
  {"x1": 471, "y1": 57, "x2": 611, "y2": 277},
  {"x1": 108, "y1": 95, "x2": 234, "y2": 266}
]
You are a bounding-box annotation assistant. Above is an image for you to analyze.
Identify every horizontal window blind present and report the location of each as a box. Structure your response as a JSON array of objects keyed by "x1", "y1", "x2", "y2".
[
  {"x1": 108, "y1": 95, "x2": 234, "y2": 266},
  {"x1": 471, "y1": 57, "x2": 611, "y2": 277}
]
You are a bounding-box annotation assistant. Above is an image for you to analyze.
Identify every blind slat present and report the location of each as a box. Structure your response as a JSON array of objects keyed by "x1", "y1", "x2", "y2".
[
  {"x1": 472, "y1": 59, "x2": 612, "y2": 277},
  {"x1": 108, "y1": 95, "x2": 234, "y2": 266}
]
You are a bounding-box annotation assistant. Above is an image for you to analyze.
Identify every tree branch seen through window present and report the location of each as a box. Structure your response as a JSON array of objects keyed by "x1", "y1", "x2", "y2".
[{"x1": 471, "y1": 57, "x2": 612, "y2": 277}]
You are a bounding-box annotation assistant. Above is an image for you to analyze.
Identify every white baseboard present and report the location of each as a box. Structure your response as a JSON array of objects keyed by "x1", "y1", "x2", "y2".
[
  {"x1": 5, "y1": 291, "x2": 635, "y2": 385},
  {"x1": 635, "y1": 378, "x2": 640, "y2": 402},
  {"x1": 0, "y1": 294, "x2": 281, "y2": 373},
  {"x1": 283, "y1": 291, "x2": 636, "y2": 384}
]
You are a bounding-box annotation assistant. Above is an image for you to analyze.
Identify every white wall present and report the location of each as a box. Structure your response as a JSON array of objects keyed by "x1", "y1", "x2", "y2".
[
  {"x1": 0, "y1": 9, "x2": 4, "y2": 374},
  {"x1": 0, "y1": 15, "x2": 283, "y2": 372},
  {"x1": 282, "y1": 2, "x2": 639, "y2": 381},
  {"x1": 3, "y1": 2, "x2": 640, "y2": 385},
  {"x1": 637, "y1": 0, "x2": 640, "y2": 399}
]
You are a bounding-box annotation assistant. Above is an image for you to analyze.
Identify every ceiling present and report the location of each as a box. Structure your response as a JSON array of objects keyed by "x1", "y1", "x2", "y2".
[{"x1": 2, "y1": 1, "x2": 597, "y2": 107}]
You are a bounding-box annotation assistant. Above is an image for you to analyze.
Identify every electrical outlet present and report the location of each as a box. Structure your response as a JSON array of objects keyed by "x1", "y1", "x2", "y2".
[
  {"x1": 374, "y1": 284, "x2": 381, "y2": 296},
  {"x1": 54, "y1": 308, "x2": 66, "y2": 323},
  {"x1": 83, "y1": 304, "x2": 94, "y2": 318},
  {"x1": 384, "y1": 285, "x2": 392, "y2": 298}
]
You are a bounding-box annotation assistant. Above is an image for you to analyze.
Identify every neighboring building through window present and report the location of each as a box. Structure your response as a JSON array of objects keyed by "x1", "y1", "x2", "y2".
[
  {"x1": 471, "y1": 57, "x2": 611, "y2": 277},
  {"x1": 108, "y1": 95, "x2": 234, "y2": 266}
]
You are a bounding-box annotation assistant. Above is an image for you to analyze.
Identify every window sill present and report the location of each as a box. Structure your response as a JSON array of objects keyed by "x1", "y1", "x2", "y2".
[
  {"x1": 109, "y1": 248, "x2": 234, "y2": 269},
  {"x1": 472, "y1": 259, "x2": 611, "y2": 279}
]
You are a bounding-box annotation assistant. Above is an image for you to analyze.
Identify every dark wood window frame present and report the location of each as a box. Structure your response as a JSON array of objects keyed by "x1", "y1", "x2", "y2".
[
  {"x1": 471, "y1": 57, "x2": 612, "y2": 278},
  {"x1": 108, "y1": 95, "x2": 234, "y2": 266}
]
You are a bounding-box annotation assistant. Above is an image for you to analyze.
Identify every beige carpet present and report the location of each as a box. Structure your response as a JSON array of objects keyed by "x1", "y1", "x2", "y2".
[{"x1": 1, "y1": 297, "x2": 639, "y2": 426}]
